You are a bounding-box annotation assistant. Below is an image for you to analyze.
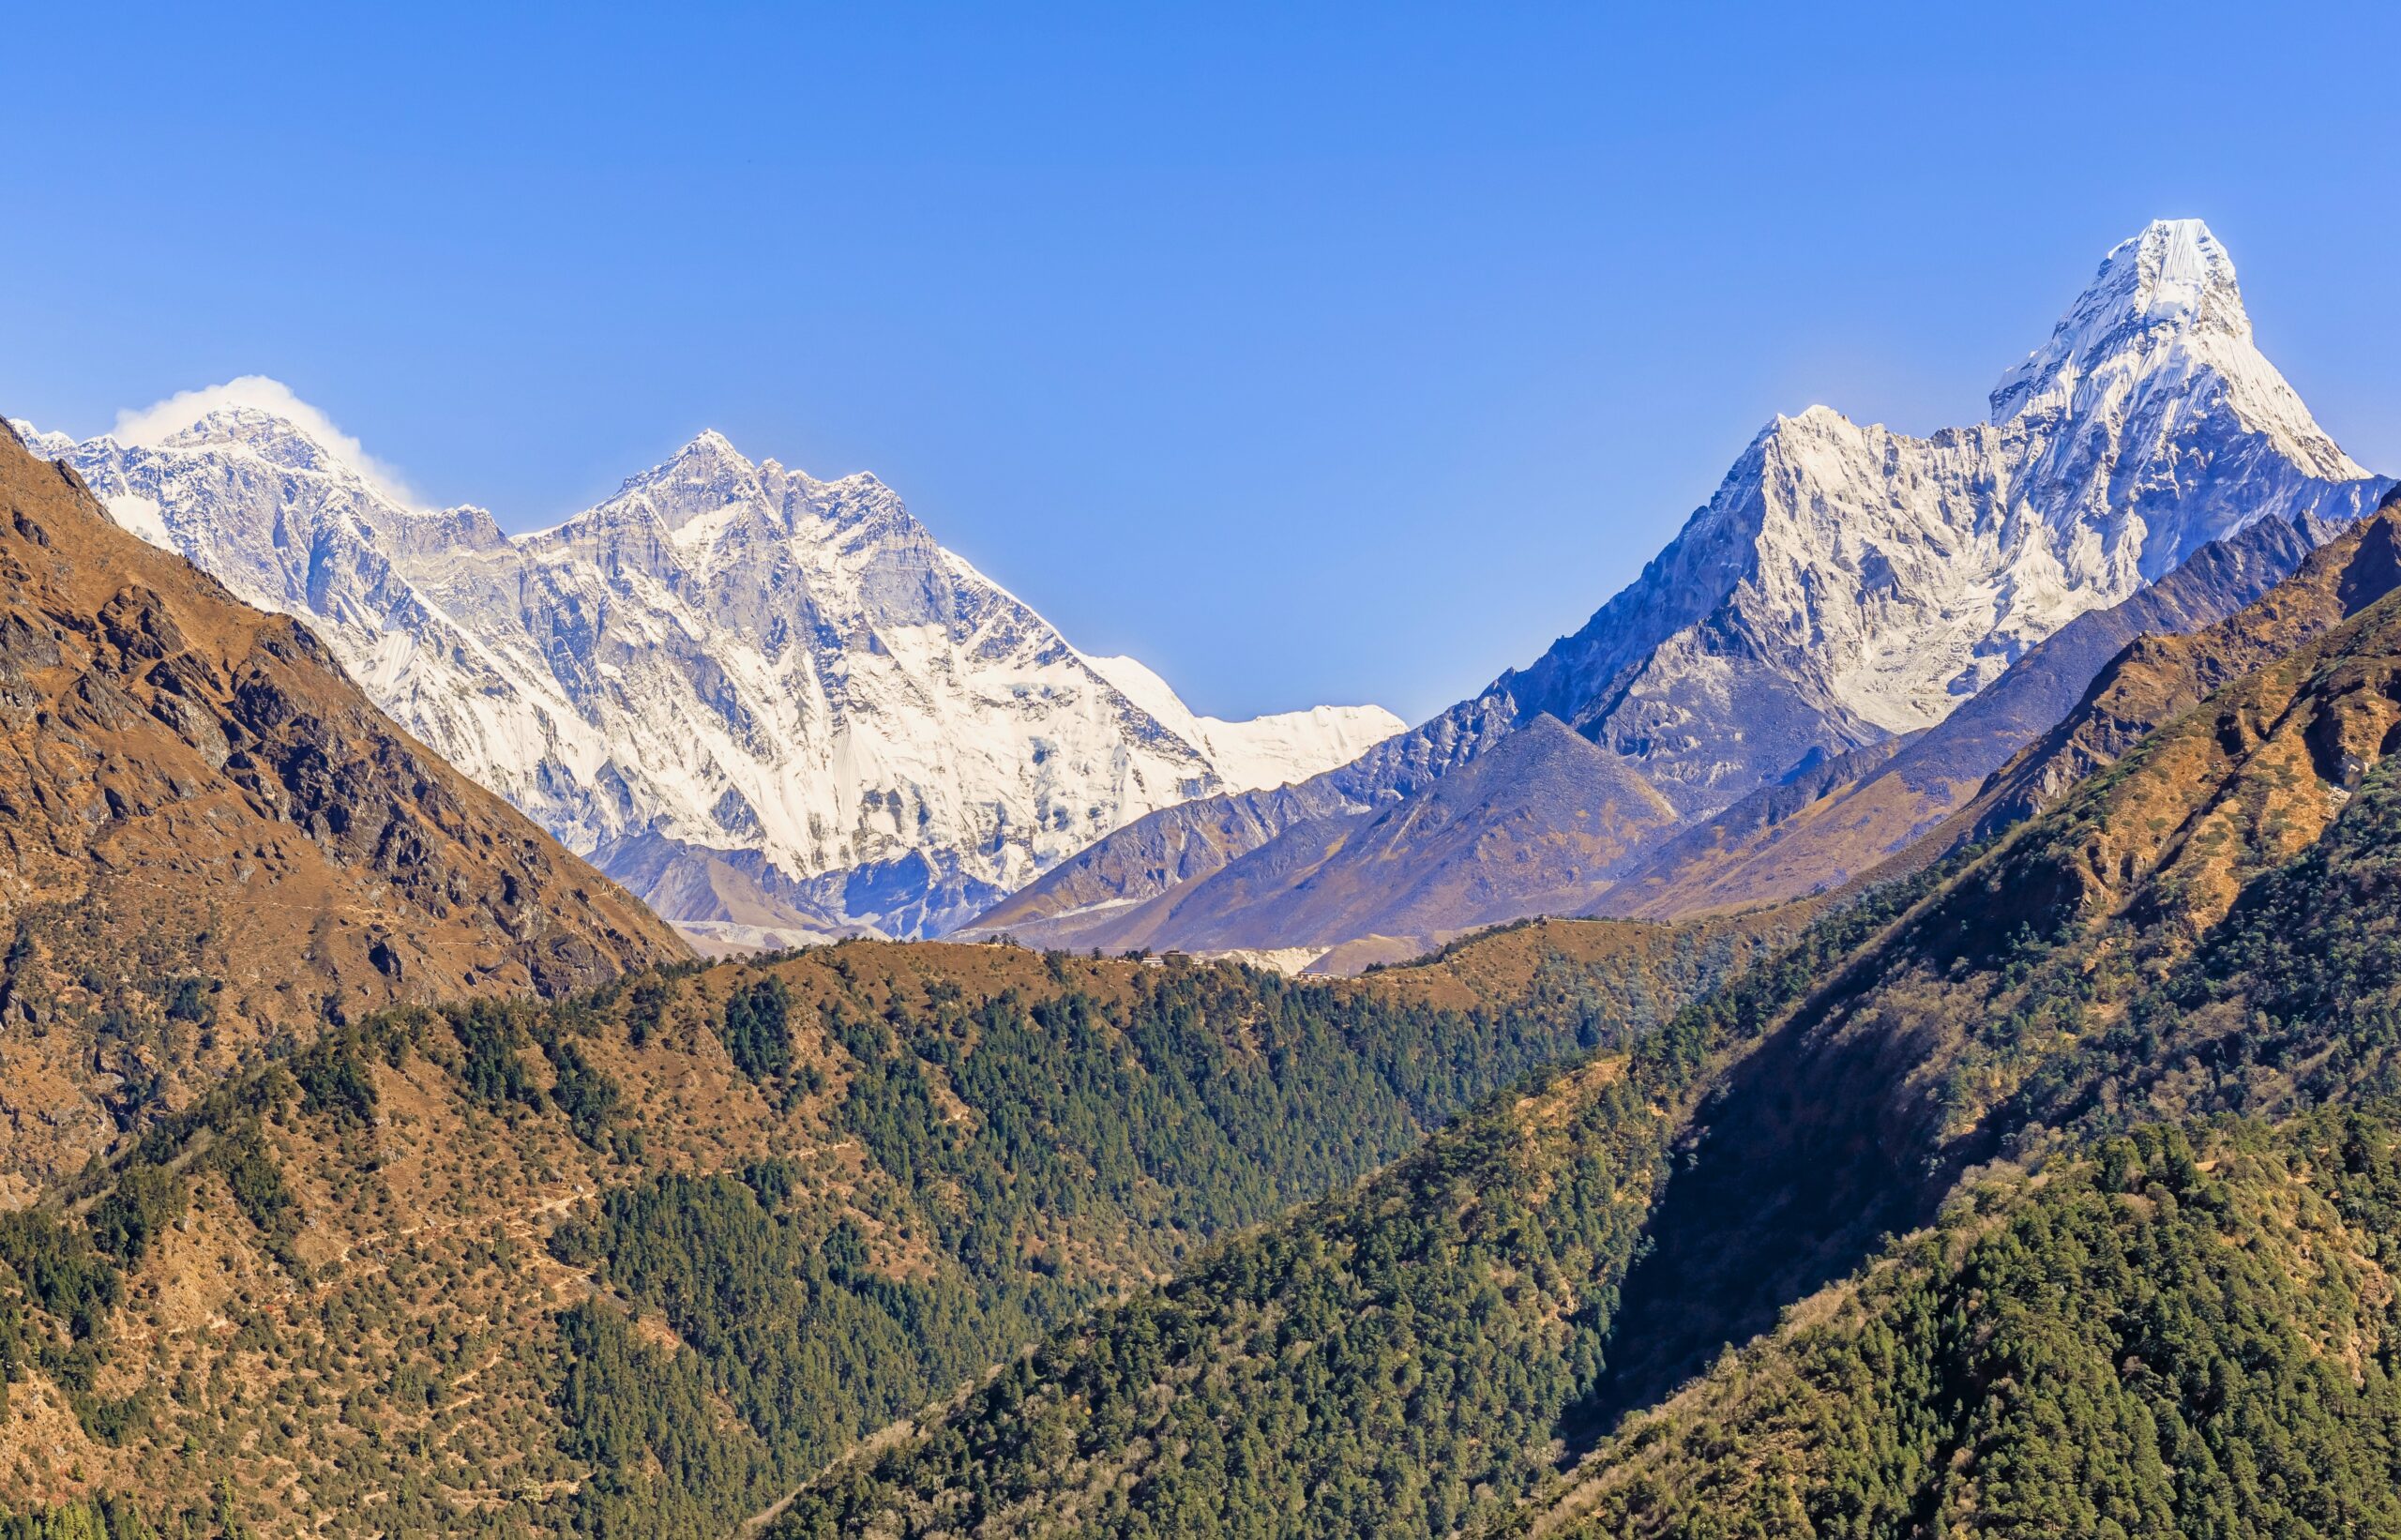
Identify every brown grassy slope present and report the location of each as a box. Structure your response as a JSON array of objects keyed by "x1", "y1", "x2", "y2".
[
  {"x1": 1953, "y1": 494, "x2": 2401, "y2": 845},
  {"x1": 0, "y1": 423, "x2": 686, "y2": 1193}
]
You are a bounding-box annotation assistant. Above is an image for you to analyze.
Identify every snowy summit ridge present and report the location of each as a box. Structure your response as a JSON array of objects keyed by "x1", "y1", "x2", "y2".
[
  {"x1": 1992, "y1": 219, "x2": 2366, "y2": 513},
  {"x1": 22, "y1": 404, "x2": 1401, "y2": 940}
]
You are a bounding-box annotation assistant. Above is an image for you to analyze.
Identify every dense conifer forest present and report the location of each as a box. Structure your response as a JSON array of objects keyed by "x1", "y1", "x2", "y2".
[{"x1": 1527, "y1": 1107, "x2": 2401, "y2": 1538}]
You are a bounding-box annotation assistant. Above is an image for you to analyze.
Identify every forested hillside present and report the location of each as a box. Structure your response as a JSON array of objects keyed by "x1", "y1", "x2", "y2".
[
  {"x1": 766, "y1": 573, "x2": 2401, "y2": 1538},
  {"x1": 1519, "y1": 1108, "x2": 2401, "y2": 1538},
  {"x1": 773, "y1": 878, "x2": 1938, "y2": 1539},
  {"x1": 0, "y1": 917, "x2": 1774, "y2": 1536}
]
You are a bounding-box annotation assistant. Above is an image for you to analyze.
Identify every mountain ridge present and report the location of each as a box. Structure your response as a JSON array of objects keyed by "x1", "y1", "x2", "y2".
[
  {"x1": 1593, "y1": 500, "x2": 2346, "y2": 918},
  {"x1": 987, "y1": 717, "x2": 1679, "y2": 965},
  {"x1": 970, "y1": 218, "x2": 2390, "y2": 962},
  {"x1": 21, "y1": 404, "x2": 1400, "y2": 943}
]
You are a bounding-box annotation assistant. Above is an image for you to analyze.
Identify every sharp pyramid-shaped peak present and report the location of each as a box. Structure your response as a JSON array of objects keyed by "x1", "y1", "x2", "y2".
[
  {"x1": 551, "y1": 426, "x2": 930, "y2": 556},
  {"x1": 597, "y1": 427, "x2": 772, "y2": 535},
  {"x1": 1988, "y1": 218, "x2": 2368, "y2": 483},
  {"x1": 2098, "y1": 218, "x2": 2247, "y2": 335},
  {"x1": 654, "y1": 427, "x2": 759, "y2": 482},
  {"x1": 1990, "y1": 219, "x2": 2251, "y2": 422}
]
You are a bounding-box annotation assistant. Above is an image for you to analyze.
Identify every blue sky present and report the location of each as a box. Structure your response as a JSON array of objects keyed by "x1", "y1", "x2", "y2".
[{"x1": 4, "y1": 4, "x2": 2396, "y2": 723}]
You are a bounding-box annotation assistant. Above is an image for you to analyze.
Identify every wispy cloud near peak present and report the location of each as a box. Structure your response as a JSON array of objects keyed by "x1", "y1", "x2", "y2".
[{"x1": 112, "y1": 376, "x2": 420, "y2": 507}]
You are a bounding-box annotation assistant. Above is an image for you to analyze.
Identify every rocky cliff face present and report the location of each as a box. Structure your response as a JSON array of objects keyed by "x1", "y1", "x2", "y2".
[
  {"x1": 20, "y1": 411, "x2": 1400, "y2": 941},
  {"x1": 0, "y1": 421, "x2": 687, "y2": 1192}
]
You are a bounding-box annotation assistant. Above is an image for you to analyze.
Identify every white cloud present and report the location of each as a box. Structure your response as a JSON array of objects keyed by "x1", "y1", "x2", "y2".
[{"x1": 111, "y1": 375, "x2": 420, "y2": 507}]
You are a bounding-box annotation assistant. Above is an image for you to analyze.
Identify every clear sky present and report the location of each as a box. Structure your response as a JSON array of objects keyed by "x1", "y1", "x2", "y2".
[{"x1": 4, "y1": 3, "x2": 2395, "y2": 724}]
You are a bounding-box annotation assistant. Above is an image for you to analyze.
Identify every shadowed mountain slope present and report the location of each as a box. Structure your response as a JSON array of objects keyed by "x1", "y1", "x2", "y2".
[
  {"x1": 974, "y1": 717, "x2": 1678, "y2": 967},
  {"x1": 1518, "y1": 1109, "x2": 2401, "y2": 1539},
  {"x1": 959, "y1": 699, "x2": 1514, "y2": 947}
]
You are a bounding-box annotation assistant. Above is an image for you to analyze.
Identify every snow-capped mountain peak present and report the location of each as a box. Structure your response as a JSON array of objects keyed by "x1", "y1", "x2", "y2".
[
  {"x1": 2085, "y1": 217, "x2": 2245, "y2": 334},
  {"x1": 95, "y1": 374, "x2": 425, "y2": 507},
  {"x1": 1993, "y1": 219, "x2": 2246, "y2": 421},
  {"x1": 5, "y1": 419, "x2": 76, "y2": 459},
  {"x1": 160, "y1": 401, "x2": 325, "y2": 450},
  {"x1": 1990, "y1": 219, "x2": 2366, "y2": 484},
  {"x1": 974, "y1": 216, "x2": 2393, "y2": 965},
  {"x1": 1492, "y1": 217, "x2": 2389, "y2": 809},
  {"x1": 2122, "y1": 217, "x2": 2244, "y2": 328},
  {"x1": 26, "y1": 397, "x2": 1402, "y2": 940}
]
